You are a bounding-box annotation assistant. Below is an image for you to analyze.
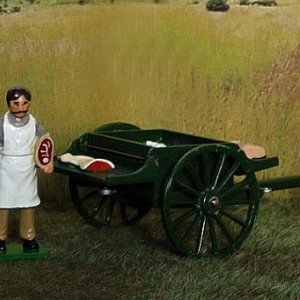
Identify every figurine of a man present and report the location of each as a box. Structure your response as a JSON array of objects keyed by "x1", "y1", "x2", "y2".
[{"x1": 0, "y1": 87, "x2": 53, "y2": 254}]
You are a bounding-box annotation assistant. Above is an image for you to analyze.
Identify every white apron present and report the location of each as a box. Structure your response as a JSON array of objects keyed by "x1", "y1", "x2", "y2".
[{"x1": 0, "y1": 112, "x2": 40, "y2": 208}]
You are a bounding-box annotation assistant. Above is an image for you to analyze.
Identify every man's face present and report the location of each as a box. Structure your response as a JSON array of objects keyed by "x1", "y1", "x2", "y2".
[{"x1": 9, "y1": 95, "x2": 31, "y2": 119}]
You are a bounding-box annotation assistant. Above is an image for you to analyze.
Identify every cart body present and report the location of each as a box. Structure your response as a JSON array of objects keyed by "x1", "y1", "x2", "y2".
[
  {"x1": 54, "y1": 123, "x2": 280, "y2": 257},
  {"x1": 55, "y1": 127, "x2": 278, "y2": 207}
]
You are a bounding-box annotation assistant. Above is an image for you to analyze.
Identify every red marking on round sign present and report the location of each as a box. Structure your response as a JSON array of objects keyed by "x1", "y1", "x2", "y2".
[{"x1": 37, "y1": 138, "x2": 53, "y2": 166}]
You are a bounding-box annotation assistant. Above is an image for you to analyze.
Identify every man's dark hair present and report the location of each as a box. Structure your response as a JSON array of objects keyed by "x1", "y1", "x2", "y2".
[{"x1": 6, "y1": 86, "x2": 32, "y2": 105}]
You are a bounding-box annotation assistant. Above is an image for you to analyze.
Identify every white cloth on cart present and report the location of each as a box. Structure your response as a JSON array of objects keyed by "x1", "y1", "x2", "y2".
[{"x1": 59, "y1": 153, "x2": 115, "y2": 171}]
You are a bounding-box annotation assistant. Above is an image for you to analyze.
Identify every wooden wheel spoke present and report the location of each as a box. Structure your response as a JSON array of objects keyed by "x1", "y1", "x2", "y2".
[
  {"x1": 220, "y1": 188, "x2": 250, "y2": 205},
  {"x1": 167, "y1": 191, "x2": 196, "y2": 206},
  {"x1": 212, "y1": 153, "x2": 226, "y2": 189},
  {"x1": 215, "y1": 160, "x2": 241, "y2": 193},
  {"x1": 89, "y1": 196, "x2": 106, "y2": 217},
  {"x1": 119, "y1": 201, "x2": 128, "y2": 224},
  {"x1": 208, "y1": 217, "x2": 219, "y2": 254},
  {"x1": 179, "y1": 214, "x2": 201, "y2": 243},
  {"x1": 196, "y1": 216, "x2": 207, "y2": 254},
  {"x1": 221, "y1": 199, "x2": 250, "y2": 206},
  {"x1": 219, "y1": 208, "x2": 247, "y2": 227},
  {"x1": 174, "y1": 180, "x2": 197, "y2": 197},
  {"x1": 171, "y1": 208, "x2": 197, "y2": 228},
  {"x1": 104, "y1": 196, "x2": 115, "y2": 224},
  {"x1": 80, "y1": 189, "x2": 100, "y2": 203},
  {"x1": 214, "y1": 215, "x2": 234, "y2": 243},
  {"x1": 202, "y1": 152, "x2": 213, "y2": 188},
  {"x1": 184, "y1": 162, "x2": 203, "y2": 190},
  {"x1": 220, "y1": 178, "x2": 249, "y2": 198}
]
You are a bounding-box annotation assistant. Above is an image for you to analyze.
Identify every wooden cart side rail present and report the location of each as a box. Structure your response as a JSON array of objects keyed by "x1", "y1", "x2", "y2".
[
  {"x1": 81, "y1": 133, "x2": 149, "y2": 161},
  {"x1": 102, "y1": 129, "x2": 224, "y2": 146},
  {"x1": 86, "y1": 144, "x2": 146, "y2": 161},
  {"x1": 81, "y1": 132, "x2": 225, "y2": 162}
]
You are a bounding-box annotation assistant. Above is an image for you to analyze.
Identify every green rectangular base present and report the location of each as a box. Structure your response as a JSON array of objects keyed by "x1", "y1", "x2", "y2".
[{"x1": 0, "y1": 243, "x2": 49, "y2": 261}]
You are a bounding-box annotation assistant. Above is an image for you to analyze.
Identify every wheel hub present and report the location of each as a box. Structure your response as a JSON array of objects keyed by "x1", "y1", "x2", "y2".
[
  {"x1": 197, "y1": 193, "x2": 220, "y2": 215},
  {"x1": 99, "y1": 187, "x2": 117, "y2": 196},
  {"x1": 207, "y1": 196, "x2": 220, "y2": 211}
]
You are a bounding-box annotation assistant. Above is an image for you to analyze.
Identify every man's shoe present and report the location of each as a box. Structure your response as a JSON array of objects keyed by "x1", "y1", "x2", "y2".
[
  {"x1": 23, "y1": 239, "x2": 39, "y2": 252},
  {"x1": 0, "y1": 240, "x2": 6, "y2": 254}
]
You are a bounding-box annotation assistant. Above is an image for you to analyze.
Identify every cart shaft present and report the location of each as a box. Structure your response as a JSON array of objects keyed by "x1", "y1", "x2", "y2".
[{"x1": 259, "y1": 175, "x2": 300, "y2": 192}]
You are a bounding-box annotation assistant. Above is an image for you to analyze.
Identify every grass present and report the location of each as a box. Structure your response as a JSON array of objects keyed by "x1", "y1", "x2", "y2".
[
  {"x1": 1, "y1": 196, "x2": 300, "y2": 299},
  {"x1": 0, "y1": 1, "x2": 300, "y2": 298}
]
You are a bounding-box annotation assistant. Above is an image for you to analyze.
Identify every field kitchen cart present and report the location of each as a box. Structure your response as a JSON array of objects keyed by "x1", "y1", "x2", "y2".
[{"x1": 54, "y1": 123, "x2": 300, "y2": 258}]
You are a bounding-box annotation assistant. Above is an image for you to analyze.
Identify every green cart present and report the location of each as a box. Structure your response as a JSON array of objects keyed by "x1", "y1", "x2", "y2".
[{"x1": 54, "y1": 122, "x2": 291, "y2": 258}]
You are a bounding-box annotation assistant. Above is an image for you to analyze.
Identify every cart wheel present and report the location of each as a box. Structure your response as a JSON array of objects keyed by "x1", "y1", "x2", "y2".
[
  {"x1": 69, "y1": 177, "x2": 150, "y2": 227},
  {"x1": 162, "y1": 144, "x2": 259, "y2": 257},
  {"x1": 93, "y1": 122, "x2": 140, "y2": 133}
]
